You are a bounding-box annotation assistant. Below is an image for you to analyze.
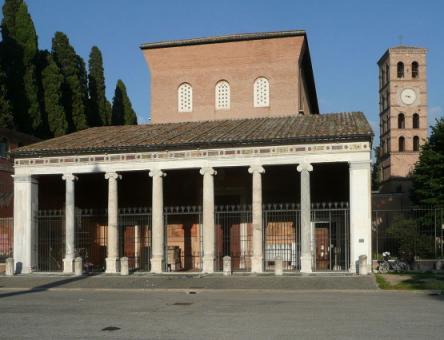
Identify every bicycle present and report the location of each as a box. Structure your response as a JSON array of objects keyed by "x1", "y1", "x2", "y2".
[{"x1": 378, "y1": 251, "x2": 409, "y2": 273}]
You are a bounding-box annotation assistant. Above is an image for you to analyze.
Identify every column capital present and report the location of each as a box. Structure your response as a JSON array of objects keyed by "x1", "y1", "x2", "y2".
[
  {"x1": 200, "y1": 167, "x2": 217, "y2": 176},
  {"x1": 248, "y1": 165, "x2": 265, "y2": 174},
  {"x1": 149, "y1": 169, "x2": 166, "y2": 178},
  {"x1": 349, "y1": 161, "x2": 371, "y2": 170},
  {"x1": 297, "y1": 162, "x2": 313, "y2": 173},
  {"x1": 105, "y1": 172, "x2": 122, "y2": 180},
  {"x1": 62, "y1": 174, "x2": 78, "y2": 181}
]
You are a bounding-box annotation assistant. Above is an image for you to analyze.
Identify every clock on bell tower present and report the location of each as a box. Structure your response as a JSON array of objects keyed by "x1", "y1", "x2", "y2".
[{"x1": 377, "y1": 46, "x2": 428, "y2": 186}]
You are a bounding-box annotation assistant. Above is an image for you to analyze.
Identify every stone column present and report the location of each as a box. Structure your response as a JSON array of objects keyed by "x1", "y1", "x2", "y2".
[
  {"x1": 297, "y1": 162, "x2": 313, "y2": 273},
  {"x1": 149, "y1": 169, "x2": 166, "y2": 273},
  {"x1": 62, "y1": 174, "x2": 78, "y2": 273},
  {"x1": 200, "y1": 167, "x2": 217, "y2": 273},
  {"x1": 13, "y1": 175, "x2": 38, "y2": 274},
  {"x1": 349, "y1": 161, "x2": 372, "y2": 273},
  {"x1": 248, "y1": 165, "x2": 265, "y2": 273},
  {"x1": 105, "y1": 172, "x2": 121, "y2": 273}
]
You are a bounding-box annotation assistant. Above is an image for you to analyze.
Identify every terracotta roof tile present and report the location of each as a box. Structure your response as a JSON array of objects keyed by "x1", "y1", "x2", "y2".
[{"x1": 12, "y1": 112, "x2": 373, "y2": 158}]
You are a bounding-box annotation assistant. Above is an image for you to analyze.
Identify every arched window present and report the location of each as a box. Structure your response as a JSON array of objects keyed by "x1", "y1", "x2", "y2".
[
  {"x1": 412, "y1": 61, "x2": 419, "y2": 78},
  {"x1": 413, "y1": 136, "x2": 420, "y2": 151},
  {"x1": 0, "y1": 138, "x2": 8, "y2": 158},
  {"x1": 254, "y1": 77, "x2": 270, "y2": 107},
  {"x1": 178, "y1": 83, "x2": 192, "y2": 112},
  {"x1": 385, "y1": 64, "x2": 390, "y2": 83},
  {"x1": 215, "y1": 80, "x2": 230, "y2": 110},
  {"x1": 398, "y1": 136, "x2": 405, "y2": 152},
  {"x1": 413, "y1": 113, "x2": 420, "y2": 129},
  {"x1": 398, "y1": 113, "x2": 405, "y2": 129},
  {"x1": 397, "y1": 62, "x2": 404, "y2": 78}
]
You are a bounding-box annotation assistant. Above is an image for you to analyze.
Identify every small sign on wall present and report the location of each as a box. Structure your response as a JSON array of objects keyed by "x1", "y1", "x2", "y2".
[{"x1": 359, "y1": 238, "x2": 365, "y2": 243}]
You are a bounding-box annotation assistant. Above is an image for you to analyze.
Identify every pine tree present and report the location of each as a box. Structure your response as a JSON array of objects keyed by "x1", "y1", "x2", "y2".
[
  {"x1": 0, "y1": 65, "x2": 14, "y2": 129},
  {"x1": 411, "y1": 117, "x2": 444, "y2": 206},
  {"x1": 1, "y1": 0, "x2": 41, "y2": 134},
  {"x1": 41, "y1": 55, "x2": 67, "y2": 137},
  {"x1": 87, "y1": 46, "x2": 111, "y2": 126},
  {"x1": 111, "y1": 80, "x2": 138, "y2": 126},
  {"x1": 51, "y1": 31, "x2": 88, "y2": 132}
]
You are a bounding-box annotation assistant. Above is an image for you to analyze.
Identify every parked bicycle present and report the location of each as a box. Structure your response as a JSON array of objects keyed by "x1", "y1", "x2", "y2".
[{"x1": 378, "y1": 251, "x2": 409, "y2": 273}]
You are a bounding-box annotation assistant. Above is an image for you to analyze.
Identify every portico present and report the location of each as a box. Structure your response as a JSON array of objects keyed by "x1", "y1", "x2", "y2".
[{"x1": 11, "y1": 112, "x2": 373, "y2": 275}]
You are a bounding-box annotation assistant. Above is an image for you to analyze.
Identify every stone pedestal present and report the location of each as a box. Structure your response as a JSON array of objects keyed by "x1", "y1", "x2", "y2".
[
  {"x1": 120, "y1": 257, "x2": 129, "y2": 276},
  {"x1": 105, "y1": 257, "x2": 120, "y2": 274},
  {"x1": 223, "y1": 256, "x2": 232, "y2": 276},
  {"x1": 359, "y1": 255, "x2": 368, "y2": 275},
  {"x1": 63, "y1": 257, "x2": 74, "y2": 274},
  {"x1": 150, "y1": 256, "x2": 163, "y2": 273},
  {"x1": 74, "y1": 257, "x2": 83, "y2": 276},
  {"x1": 274, "y1": 256, "x2": 283, "y2": 276},
  {"x1": 5, "y1": 258, "x2": 14, "y2": 276}
]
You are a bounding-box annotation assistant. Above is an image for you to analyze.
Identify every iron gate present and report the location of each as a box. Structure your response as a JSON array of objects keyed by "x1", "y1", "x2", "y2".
[
  {"x1": 119, "y1": 207, "x2": 152, "y2": 272},
  {"x1": 263, "y1": 204, "x2": 301, "y2": 271},
  {"x1": 164, "y1": 206, "x2": 202, "y2": 272},
  {"x1": 0, "y1": 217, "x2": 13, "y2": 263},
  {"x1": 311, "y1": 203, "x2": 350, "y2": 271},
  {"x1": 37, "y1": 210, "x2": 64, "y2": 272},
  {"x1": 215, "y1": 205, "x2": 252, "y2": 271},
  {"x1": 75, "y1": 209, "x2": 108, "y2": 272}
]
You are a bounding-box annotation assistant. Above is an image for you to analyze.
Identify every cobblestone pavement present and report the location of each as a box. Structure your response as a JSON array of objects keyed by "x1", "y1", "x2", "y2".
[
  {"x1": 0, "y1": 273, "x2": 377, "y2": 291},
  {"x1": 0, "y1": 289, "x2": 442, "y2": 339}
]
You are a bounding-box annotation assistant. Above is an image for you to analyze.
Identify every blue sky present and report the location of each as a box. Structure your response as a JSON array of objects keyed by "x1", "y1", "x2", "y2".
[{"x1": 3, "y1": 0, "x2": 444, "y2": 138}]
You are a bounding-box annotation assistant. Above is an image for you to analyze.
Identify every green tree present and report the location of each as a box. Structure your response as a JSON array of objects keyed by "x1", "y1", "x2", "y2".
[
  {"x1": 51, "y1": 31, "x2": 88, "y2": 132},
  {"x1": 411, "y1": 117, "x2": 444, "y2": 206},
  {"x1": 1, "y1": 0, "x2": 41, "y2": 134},
  {"x1": 87, "y1": 46, "x2": 111, "y2": 126},
  {"x1": 371, "y1": 146, "x2": 381, "y2": 191},
  {"x1": 41, "y1": 55, "x2": 67, "y2": 137},
  {"x1": 111, "y1": 80, "x2": 137, "y2": 125},
  {"x1": 0, "y1": 65, "x2": 14, "y2": 129}
]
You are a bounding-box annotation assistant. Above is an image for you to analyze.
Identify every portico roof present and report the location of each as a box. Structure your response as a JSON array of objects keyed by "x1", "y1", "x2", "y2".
[{"x1": 12, "y1": 112, "x2": 373, "y2": 158}]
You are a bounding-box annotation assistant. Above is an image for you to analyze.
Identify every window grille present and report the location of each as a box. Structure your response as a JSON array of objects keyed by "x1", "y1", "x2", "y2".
[
  {"x1": 254, "y1": 77, "x2": 270, "y2": 107},
  {"x1": 215, "y1": 80, "x2": 230, "y2": 110},
  {"x1": 178, "y1": 83, "x2": 192, "y2": 112}
]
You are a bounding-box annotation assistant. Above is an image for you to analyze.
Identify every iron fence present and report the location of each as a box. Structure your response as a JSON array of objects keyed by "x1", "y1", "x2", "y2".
[
  {"x1": 263, "y1": 203, "x2": 301, "y2": 272},
  {"x1": 0, "y1": 217, "x2": 13, "y2": 263},
  {"x1": 215, "y1": 205, "x2": 252, "y2": 271},
  {"x1": 164, "y1": 206, "x2": 202, "y2": 272},
  {"x1": 372, "y1": 207, "x2": 444, "y2": 261},
  {"x1": 311, "y1": 203, "x2": 350, "y2": 272},
  {"x1": 36, "y1": 210, "x2": 64, "y2": 272}
]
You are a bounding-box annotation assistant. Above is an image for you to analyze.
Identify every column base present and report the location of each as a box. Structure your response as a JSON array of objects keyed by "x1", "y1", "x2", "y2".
[
  {"x1": 63, "y1": 257, "x2": 74, "y2": 273},
  {"x1": 202, "y1": 256, "x2": 215, "y2": 273},
  {"x1": 105, "y1": 257, "x2": 120, "y2": 274},
  {"x1": 300, "y1": 255, "x2": 313, "y2": 273},
  {"x1": 251, "y1": 256, "x2": 263, "y2": 273},
  {"x1": 150, "y1": 256, "x2": 164, "y2": 273}
]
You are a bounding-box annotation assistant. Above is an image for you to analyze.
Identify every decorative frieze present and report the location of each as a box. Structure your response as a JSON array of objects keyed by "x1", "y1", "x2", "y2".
[{"x1": 14, "y1": 141, "x2": 370, "y2": 168}]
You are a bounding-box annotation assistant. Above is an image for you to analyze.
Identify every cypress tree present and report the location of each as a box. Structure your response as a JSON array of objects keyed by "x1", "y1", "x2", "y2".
[
  {"x1": 41, "y1": 55, "x2": 67, "y2": 137},
  {"x1": 0, "y1": 65, "x2": 14, "y2": 129},
  {"x1": 111, "y1": 80, "x2": 138, "y2": 126},
  {"x1": 1, "y1": 0, "x2": 41, "y2": 134},
  {"x1": 51, "y1": 31, "x2": 88, "y2": 132},
  {"x1": 87, "y1": 46, "x2": 110, "y2": 126}
]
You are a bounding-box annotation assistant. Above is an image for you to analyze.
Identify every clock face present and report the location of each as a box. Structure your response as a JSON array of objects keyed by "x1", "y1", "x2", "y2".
[{"x1": 400, "y1": 88, "x2": 417, "y2": 105}]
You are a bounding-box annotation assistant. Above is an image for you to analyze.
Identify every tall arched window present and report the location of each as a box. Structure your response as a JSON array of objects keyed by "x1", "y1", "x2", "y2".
[
  {"x1": 385, "y1": 64, "x2": 390, "y2": 84},
  {"x1": 413, "y1": 136, "x2": 420, "y2": 151},
  {"x1": 397, "y1": 62, "x2": 404, "y2": 78},
  {"x1": 398, "y1": 136, "x2": 405, "y2": 152},
  {"x1": 413, "y1": 113, "x2": 420, "y2": 129},
  {"x1": 0, "y1": 138, "x2": 8, "y2": 158},
  {"x1": 412, "y1": 61, "x2": 419, "y2": 78},
  {"x1": 215, "y1": 80, "x2": 230, "y2": 110},
  {"x1": 254, "y1": 77, "x2": 270, "y2": 107},
  {"x1": 398, "y1": 113, "x2": 405, "y2": 129},
  {"x1": 178, "y1": 83, "x2": 192, "y2": 112}
]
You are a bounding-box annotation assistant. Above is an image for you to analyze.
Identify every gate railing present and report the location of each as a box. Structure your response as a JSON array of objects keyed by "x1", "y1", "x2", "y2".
[{"x1": 0, "y1": 217, "x2": 13, "y2": 263}]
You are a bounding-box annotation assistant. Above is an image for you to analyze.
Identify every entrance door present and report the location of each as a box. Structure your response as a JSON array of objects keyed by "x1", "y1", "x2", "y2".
[{"x1": 315, "y1": 222, "x2": 330, "y2": 271}]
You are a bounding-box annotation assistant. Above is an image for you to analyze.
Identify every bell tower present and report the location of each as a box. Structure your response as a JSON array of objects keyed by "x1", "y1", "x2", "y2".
[{"x1": 377, "y1": 46, "x2": 428, "y2": 189}]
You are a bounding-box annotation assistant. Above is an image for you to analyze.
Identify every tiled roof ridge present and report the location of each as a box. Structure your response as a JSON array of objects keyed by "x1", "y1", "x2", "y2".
[{"x1": 140, "y1": 30, "x2": 306, "y2": 50}]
